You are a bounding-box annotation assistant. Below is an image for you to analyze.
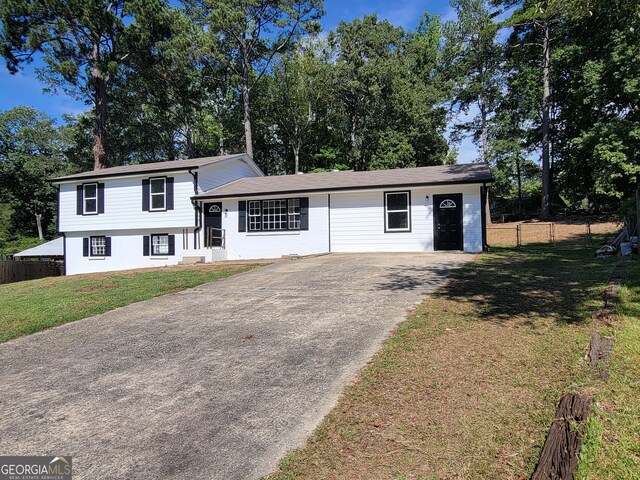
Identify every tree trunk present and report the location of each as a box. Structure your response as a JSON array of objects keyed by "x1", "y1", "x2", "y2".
[
  {"x1": 479, "y1": 98, "x2": 492, "y2": 224},
  {"x1": 636, "y1": 185, "x2": 640, "y2": 239},
  {"x1": 35, "y1": 213, "x2": 44, "y2": 241},
  {"x1": 242, "y1": 82, "x2": 253, "y2": 158},
  {"x1": 185, "y1": 122, "x2": 194, "y2": 159},
  {"x1": 540, "y1": 20, "x2": 552, "y2": 220},
  {"x1": 517, "y1": 158, "x2": 523, "y2": 219},
  {"x1": 91, "y1": 42, "x2": 109, "y2": 170}
]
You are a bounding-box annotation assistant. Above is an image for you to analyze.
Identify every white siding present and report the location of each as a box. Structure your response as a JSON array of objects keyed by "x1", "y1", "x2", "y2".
[
  {"x1": 197, "y1": 159, "x2": 262, "y2": 193},
  {"x1": 218, "y1": 194, "x2": 330, "y2": 260},
  {"x1": 59, "y1": 172, "x2": 195, "y2": 233},
  {"x1": 330, "y1": 184, "x2": 483, "y2": 253},
  {"x1": 65, "y1": 229, "x2": 188, "y2": 275}
]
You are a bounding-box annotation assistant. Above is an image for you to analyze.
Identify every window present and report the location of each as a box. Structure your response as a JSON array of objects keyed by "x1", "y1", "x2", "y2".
[
  {"x1": 385, "y1": 191, "x2": 411, "y2": 232},
  {"x1": 151, "y1": 234, "x2": 169, "y2": 255},
  {"x1": 83, "y1": 183, "x2": 98, "y2": 214},
  {"x1": 248, "y1": 201, "x2": 261, "y2": 231},
  {"x1": 288, "y1": 198, "x2": 300, "y2": 230},
  {"x1": 246, "y1": 198, "x2": 304, "y2": 231},
  {"x1": 91, "y1": 236, "x2": 106, "y2": 256},
  {"x1": 150, "y1": 178, "x2": 166, "y2": 211}
]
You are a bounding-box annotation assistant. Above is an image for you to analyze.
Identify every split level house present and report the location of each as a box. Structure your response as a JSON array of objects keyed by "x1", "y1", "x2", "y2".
[{"x1": 52, "y1": 153, "x2": 492, "y2": 275}]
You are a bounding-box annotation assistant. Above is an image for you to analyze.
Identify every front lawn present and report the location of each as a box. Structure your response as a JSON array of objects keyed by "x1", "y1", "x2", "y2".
[
  {"x1": 267, "y1": 246, "x2": 621, "y2": 479},
  {"x1": 0, "y1": 263, "x2": 261, "y2": 342}
]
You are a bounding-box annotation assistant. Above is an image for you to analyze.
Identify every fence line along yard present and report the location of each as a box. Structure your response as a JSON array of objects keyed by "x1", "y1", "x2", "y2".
[
  {"x1": 487, "y1": 220, "x2": 620, "y2": 247},
  {"x1": 0, "y1": 260, "x2": 63, "y2": 285}
]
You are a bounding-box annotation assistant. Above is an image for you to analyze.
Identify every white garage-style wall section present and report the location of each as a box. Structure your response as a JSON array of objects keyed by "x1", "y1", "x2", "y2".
[
  {"x1": 330, "y1": 184, "x2": 483, "y2": 253},
  {"x1": 65, "y1": 228, "x2": 188, "y2": 275},
  {"x1": 219, "y1": 194, "x2": 330, "y2": 260}
]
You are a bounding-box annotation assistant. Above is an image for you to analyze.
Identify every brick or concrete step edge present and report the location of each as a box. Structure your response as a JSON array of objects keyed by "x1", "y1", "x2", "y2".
[{"x1": 179, "y1": 256, "x2": 205, "y2": 265}]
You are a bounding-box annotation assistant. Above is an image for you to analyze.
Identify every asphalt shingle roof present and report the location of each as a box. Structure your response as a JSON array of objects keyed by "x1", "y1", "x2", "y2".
[
  {"x1": 195, "y1": 163, "x2": 492, "y2": 199},
  {"x1": 52, "y1": 154, "x2": 249, "y2": 182}
]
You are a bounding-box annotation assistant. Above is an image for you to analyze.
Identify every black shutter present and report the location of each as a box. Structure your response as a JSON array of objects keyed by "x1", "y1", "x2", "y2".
[
  {"x1": 104, "y1": 237, "x2": 111, "y2": 257},
  {"x1": 238, "y1": 201, "x2": 247, "y2": 232},
  {"x1": 143, "y1": 235, "x2": 150, "y2": 256},
  {"x1": 166, "y1": 177, "x2": 174, "y2": 210},
  {"x1": 97, "y1": 183, "x2": 105, "y2": 214},
  {"x1": 83, "y1": 238, "x2": 89, "y2": 257},
  {"x1": 77, "y1": 185, "x2": 83, "y2": 215},
  {"x1": 300, "y1": 197, "x2": 309, "y2": 230},
  {"x1": 168, "y1": 234, "x2": 175, "y2": 255},
  {"x1": 142, "y1": 179, "x2": 150, "y2": 211}
]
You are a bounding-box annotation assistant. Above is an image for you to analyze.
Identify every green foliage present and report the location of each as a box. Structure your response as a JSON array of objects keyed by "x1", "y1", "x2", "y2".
[{"x1": 0, "y1": 107, "x2": 72, "y2": 237}]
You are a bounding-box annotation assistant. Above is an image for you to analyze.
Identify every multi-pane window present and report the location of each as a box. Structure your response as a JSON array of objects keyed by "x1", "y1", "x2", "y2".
[
  {"x1": 288, "y1": 199, "x2": 300, "y2": 230},
  {"x1": 262, "y1": 199, "x2": 288, "y2": 230},
  {"x1": 151, "y1": 234, "x2": 169, "y2": 255},
  {"x1": 83, "y1": 183, "x2": 98, "y2": 214},
  {"x1": 91, "y1": 236, "x2": 106, "y2": 256},
  {"x1": 248, "y1": 201, "x2": 262, "y2": 231},
  {"x1": 385, "y1": 191, "x2": 411, "y2": 232},
  {"x1": 150, "y1": 178, "x2": 166, "y2": 211},
  {"x1": 246, "y1": 198, "x2": 303, "y2": 231}
]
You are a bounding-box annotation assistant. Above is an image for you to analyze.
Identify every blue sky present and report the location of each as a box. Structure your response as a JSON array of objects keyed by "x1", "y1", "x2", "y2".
[{"x1": 0, "y1": 0, "x2": 478, "y2": 162}]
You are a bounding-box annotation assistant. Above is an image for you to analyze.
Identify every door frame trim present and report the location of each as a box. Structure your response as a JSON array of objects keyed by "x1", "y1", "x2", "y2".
[{"x1": 433, "y1": 193, "x2": 464, "y2": 251}]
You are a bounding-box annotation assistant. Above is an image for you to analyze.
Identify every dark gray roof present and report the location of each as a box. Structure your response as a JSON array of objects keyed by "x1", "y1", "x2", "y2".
[
  {"x1": 195, "y1": 163, "x2": 492, "y2": 199},
  {"x1": 52, "y1": 153, "x2": 251, "y2": 182}
]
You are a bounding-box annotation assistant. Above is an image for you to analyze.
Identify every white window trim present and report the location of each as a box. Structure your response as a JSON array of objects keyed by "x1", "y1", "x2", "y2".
[
  {"x1": 246, "y1": 198, "x2": 302, "y2": 232},
  {"x1": 90, "y1": 236, "x2": 106, "y2": 257},
  {"x1": 83, "y1": 183, "x2": 98, "y2": 215},
  {"x1": 385, "y1": 191, "x2": 411, "y2": 232},
  {"x1": 149, "y1": 177, "x2": 166, "y2": 211},
  {"x1": 151, "y1": 234, "x2": 169, "y2": 256}
]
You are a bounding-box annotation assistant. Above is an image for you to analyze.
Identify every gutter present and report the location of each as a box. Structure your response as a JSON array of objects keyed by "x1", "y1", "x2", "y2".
[{"x1": 192, "y1": 178, "x2": 494, "y2": 201}]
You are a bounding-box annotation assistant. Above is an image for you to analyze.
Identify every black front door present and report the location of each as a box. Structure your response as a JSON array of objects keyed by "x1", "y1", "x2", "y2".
[
  {"x1": 434, "y1": 194, "x2": 463, "y2": 251},
  {"x1": 204, "y1": 202, "x2": 222, "y2": 247}
]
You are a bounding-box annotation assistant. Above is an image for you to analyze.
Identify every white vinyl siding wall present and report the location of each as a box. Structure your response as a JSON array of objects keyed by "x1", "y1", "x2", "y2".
[
  {"x1": 65, "y1": 229, "x2": 186, "y2": 275},
  {"x1": 58, "y1": 172, "x2": 195, "y2": 232},
  {"x1": 197, "y1": 160, "x2": 262, "y2": 193},
  {"x1": 330, "y1": 184, "x2": 483, "y2": 253},
  {"x1": 220, "y1": 194, "x2": 329, "y2": 260}
]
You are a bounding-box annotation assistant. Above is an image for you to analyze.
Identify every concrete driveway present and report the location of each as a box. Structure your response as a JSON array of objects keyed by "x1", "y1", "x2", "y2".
[{"x1": 0, "y1": 253, "x2": 470, "y2": 479}]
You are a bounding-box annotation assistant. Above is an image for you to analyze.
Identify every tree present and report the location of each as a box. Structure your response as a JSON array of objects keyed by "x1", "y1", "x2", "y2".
[
  {"x1": 0, "y1": 107, "x2": 71, "y2": 239},
  {"x1": 266, "y1": 44, "x2": 327, "y2": 173},
  {"x1": 0, "y1": 0, "x2": 174, "y2": 169},
  {"x1": 185, "y1": 0, "x2": 324, "y2": 158}
]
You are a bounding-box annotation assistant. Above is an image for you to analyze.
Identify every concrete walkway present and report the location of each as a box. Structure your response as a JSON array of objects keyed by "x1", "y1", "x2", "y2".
[{"x1": 0, "y1": 253, "x2": 470, "y2": 479}]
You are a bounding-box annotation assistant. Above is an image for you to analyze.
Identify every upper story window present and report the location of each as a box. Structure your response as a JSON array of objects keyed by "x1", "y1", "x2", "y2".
[
  {"x1": 77, "y1": 182, "x2": 104, "y2": 216},
  {"x1": 150, "y1": 178, "x2": 166, "y2": 211},
  {"x1": 385, "y1": 191, "x2": 411, "y2": 232},
  {"x1": 142, "y1": 177, "x2": 174, "y2": 212},
  {"x1": 245, "y1": 198, "x2": 306, "y2": 232},
  {"x1": 83, "y1": 183, "x2": 98, "y2": 214}
]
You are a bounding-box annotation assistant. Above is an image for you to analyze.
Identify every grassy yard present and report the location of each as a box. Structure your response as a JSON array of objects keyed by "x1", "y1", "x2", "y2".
[
  {"x1": 0, "y1": 263, "x2": 261, "y2": 343},
  {"x1": 576, "y1": 259, "x2": 640, "y2": 479},
  {"x1": 267, "y1": 244, "x2": 627, "y2": 479}
]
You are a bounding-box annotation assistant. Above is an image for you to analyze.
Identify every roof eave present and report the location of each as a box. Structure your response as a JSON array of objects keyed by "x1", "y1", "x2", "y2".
[{"x1": 193, "y1": 177, "x2": 493, "y2": 200}]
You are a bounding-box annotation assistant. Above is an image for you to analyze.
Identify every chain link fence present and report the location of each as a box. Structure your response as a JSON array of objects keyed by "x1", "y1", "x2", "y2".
[{"x1": 487, "y1": 221, "x2": 621, "y2": 247}]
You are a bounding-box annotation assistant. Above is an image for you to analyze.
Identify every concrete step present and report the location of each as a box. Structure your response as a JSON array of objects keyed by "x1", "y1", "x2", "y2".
[{"x1": 179, "y1": 256, "x2": 205, "y2": 265}]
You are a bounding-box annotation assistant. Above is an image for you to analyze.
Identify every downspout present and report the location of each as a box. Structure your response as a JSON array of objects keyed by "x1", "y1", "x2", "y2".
[
  {"x1": 481, "y1": 182, "x2": 488, "y2": 252},
  {"x1": 328, "y1": 194, "x2": 331, "y2": 253},
  {"x1": 189, "y1": 168, "x2": 201, "y2": 250}
]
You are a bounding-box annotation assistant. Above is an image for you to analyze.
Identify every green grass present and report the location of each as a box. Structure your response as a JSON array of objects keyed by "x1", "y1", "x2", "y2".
[
  {"x1": 266, "y1": 245, "x2": 618, "y2": 479},
  {"x1": 0, "y1": 264, "x2": 261, "y2": 342},
  {"x1": 576, "y1": 258, "x2": 640, "y2": 479}
]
